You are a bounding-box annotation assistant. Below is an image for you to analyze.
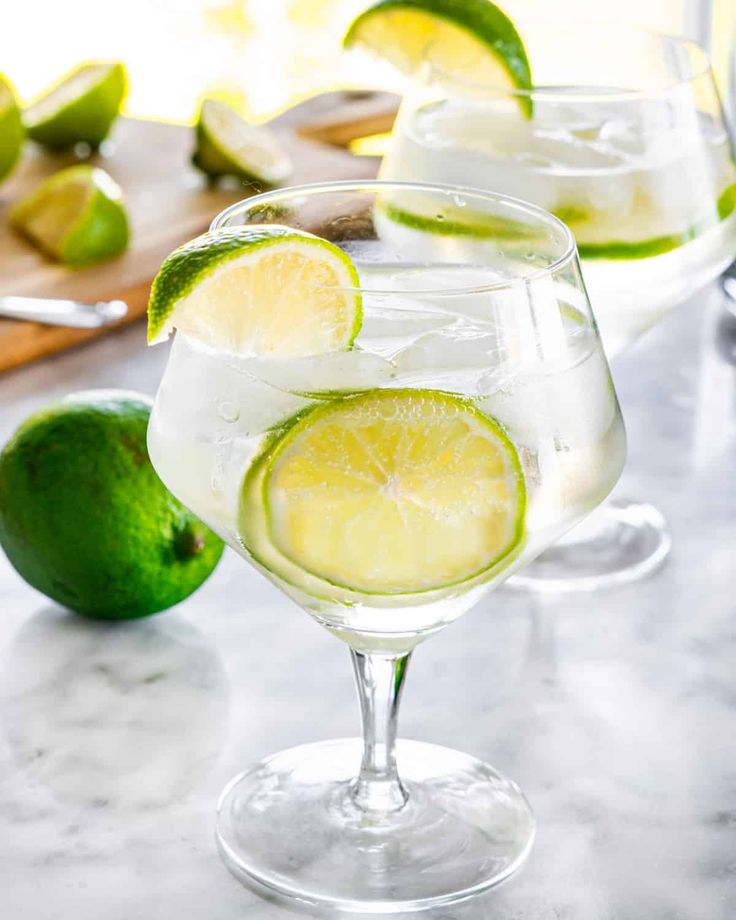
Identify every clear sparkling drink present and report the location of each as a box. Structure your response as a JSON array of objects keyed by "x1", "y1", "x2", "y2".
[{"x1": 381, "y1": 30, "x2": 736, "y2": 356}]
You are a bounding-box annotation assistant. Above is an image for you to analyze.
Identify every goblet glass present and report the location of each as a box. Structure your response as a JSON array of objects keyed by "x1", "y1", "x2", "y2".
[{"x1": 148, "y1": 180, "x2": 625, "y2": 911}]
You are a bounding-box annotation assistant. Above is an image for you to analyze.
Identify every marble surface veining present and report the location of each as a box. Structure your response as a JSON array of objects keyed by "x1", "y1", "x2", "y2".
[{"x1": 0, "y1": 289, "x2": 735, "y2": 919}]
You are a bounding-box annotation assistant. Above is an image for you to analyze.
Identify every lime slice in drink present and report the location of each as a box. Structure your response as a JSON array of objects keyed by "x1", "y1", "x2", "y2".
[
  {"x1": 24, "y1": 61, "x2": 127, "y2": 151},
  {"x1": 242, "y1": 389, "x2": 525, "y2": 596},
  {"x1": 376, "y1": 195, "x2": 538, "y2": 240},
  {"x1": 10, "y1": 164, "x2": 129, "y2": 266},
  {"x1": 0, "y1": 74, "x2": 24, "y2": 183},
  {"x1": 147, "y1": 227, "x2": 362, "y2": 355},
  {"x1": 192, "y1": 99, "x2": 292, "y2": 185},
  {"x1": 343, "y1": 0, "x2": 533, "y2": 117}
]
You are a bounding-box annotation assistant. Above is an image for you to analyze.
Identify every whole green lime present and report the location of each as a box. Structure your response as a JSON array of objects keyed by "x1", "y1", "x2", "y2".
[{"x1": 0, "y1": 391, "x2": 224, "y2": 620}]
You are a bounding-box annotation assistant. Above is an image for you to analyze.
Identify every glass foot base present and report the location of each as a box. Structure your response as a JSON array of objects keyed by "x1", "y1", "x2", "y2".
[
  {"x1": 216, "y1": 738, "x2": 535, "y2": 913},
  {"x1": 511, "y1": 498, "x2": 672, "y2": 592}
]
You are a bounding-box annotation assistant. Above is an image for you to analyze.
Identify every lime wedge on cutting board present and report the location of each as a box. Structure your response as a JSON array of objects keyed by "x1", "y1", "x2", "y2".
[
  {"x1": 24, "y1": 61, "x2": 127, "y2": 151},
  {"x1": 11, "y1": 164, "x2": 129, "y2": 266},
  {"x1": 193, "y1": 99, "x2": 292, "y2": 185}
]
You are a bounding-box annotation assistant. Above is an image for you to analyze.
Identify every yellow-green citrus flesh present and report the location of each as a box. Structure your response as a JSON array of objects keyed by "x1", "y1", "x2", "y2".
[{"x1": 240, "y1": 389, "x2": 526, "y2": 598}]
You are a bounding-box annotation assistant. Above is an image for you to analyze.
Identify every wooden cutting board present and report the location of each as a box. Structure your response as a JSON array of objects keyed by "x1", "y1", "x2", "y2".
[{"x1": 0, "y1": 91, "x2": 398, "y2": 373}]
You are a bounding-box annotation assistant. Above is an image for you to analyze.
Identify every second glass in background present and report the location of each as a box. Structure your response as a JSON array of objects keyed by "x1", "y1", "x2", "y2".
[{"x1": 382, "y1": 24, "x2": 736, "y2": 588}]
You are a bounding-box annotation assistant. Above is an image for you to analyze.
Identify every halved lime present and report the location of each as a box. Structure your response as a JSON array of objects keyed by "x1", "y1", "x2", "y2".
[
  {"x1": 0, "y1": 74, "x2": 23, "y2": 183},
  {"x1": 24, "y1": 61, "x2": 127, "y2": 151},
  {"x1": 147, "y1": 227, "x2": 362, "y2": 355},
  {"x1": 192, "y1": 99, "x2": 292, "y2": 185},
  {"x1": 343, "y1": 0, "x2": 533, "y2": 117},
  {"x1": 10, "y1": 164, "x2": 129, "y2": 266},
  {"x1": 241, "y1": 389, "x2": 525, "y2": 596}
]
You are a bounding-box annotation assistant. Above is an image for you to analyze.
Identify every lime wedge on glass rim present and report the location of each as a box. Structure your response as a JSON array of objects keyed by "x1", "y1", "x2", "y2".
[
  {"x1": 192, "y1": 99, "x2": 293, "y2": 185},
  {"x1": 0, "y1": 74, "x2": 23, "y2": 183},
  {"x1": 147, "y1": 227, "x2": 525, "y2": 602},
  {"x1": 24, "y1": 61, "x2": 127, "y2": 151},
  {"x1": 240, "y1": 388, "x2": 526, "y2": 598},
  {"x1": 147, "y1": 226, "x2": 362, "y2": 354},
  {"x1": 343, "y1": 0, "x2": 533, "y2": 117},
  {"x1": 10, "y1": 164, "x2": 129, "y2": 266}
]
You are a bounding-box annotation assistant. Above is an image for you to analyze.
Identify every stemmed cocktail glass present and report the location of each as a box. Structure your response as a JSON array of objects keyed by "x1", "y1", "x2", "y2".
[
  {"x1": 381, "y1": 25, "x2": 736, "y2": 589},
  {"x1": 148, "y1": 180, "x2": 625, "y2": 911}
]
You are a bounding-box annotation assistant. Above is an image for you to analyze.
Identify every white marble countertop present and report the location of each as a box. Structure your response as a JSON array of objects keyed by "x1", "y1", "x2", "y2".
[{"x1": 1, "y1": 288, "x2": 735, "y2": 920}]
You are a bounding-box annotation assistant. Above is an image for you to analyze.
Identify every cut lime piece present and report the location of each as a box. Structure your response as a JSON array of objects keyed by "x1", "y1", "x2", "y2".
[
  {"x1": 373, "y1": 194, "x2": 556, "y2": 270},
  {"x1": 147, "y1": 227, "x2": 362, "y2": 355},
  {"x1": 551, "y1": 180, "x2": 736, "y2": 260},
  {"x1": 377, "y1": 195, "x2": 538, "y2": 240},
  {"x1": 24, "y1": 61, "x2": 127, "y2": 151},
  {"x1": 10, "y1": 164, "x2": 129, "y2": 266},
  {"x1": 716, "y1": 180, "x2": 736, "y2": 221},
  {"x1": 343, "y1": 0, "x2": 533, "y2": 118},
  {"x1": 242, "y1": 389, "x2": 525, "y2": 596},
  {"x1": 0, "y1": 74, "x2": 24, "y2": 183},
  {"x1": 192, "y1": 99, "x2": 292, "y2": 185}
]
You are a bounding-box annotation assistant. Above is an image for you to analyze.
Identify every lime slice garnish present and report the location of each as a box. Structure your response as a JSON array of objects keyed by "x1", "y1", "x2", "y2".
[
  {"x1": 192, "y1": 99, "x2": 292, "y2": 185},
  {"x1": 147, "y1": 226, "x2": 362, "y2": 355},
  {"x1": 24, "y1": 61, "x2": 127, "y2": 151},
  {"x1": 241, "y1": 389, "x2": 525, "y2": 596},
  {"x1": 10, "y1": 164, "x2": 129, "y2": 266},
  {"x1": 0, "y1": 74, "x2": 24, "y2": 183},
  {"x1": 343, "y1": 0, "x2": 533, "y2": 117},
  {"x1": 553, "y1": 186, "x2": 736, "y2": 260},
  {"x1": 376, "y1": 195, "x2": 539, "y2": 240}
]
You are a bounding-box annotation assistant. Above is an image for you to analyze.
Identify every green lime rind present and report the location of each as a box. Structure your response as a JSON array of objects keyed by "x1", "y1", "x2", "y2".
[
  {"x1": 717, "y1": 180, "x2": 736, "y2": 221},
  {"x1": 343, "y1": 0, "x2": 533, "y2": 118},
  {"x1": 0, "y1": 391, "x2": 224, "y2": 620},
  {"x1": 239, "y1": 388, "x2": 526, "y2": 603},
  {"x1": 378, "y1": 198, "x2": 541, "y2": 241},
  {"x1": 147, "y1": 226, "x2": 363, "y2": 346},
  {"x1": 0, "y1": 74, "x2": 24, "y2": 183},
  {"x1": 24, "y1": 61, "x2": 127, "y2": 151},
  {"x1": 10, "y1": 164, "x2": 129, "y2": 267},
  {"x1": 62, "y1": 183, "x2": 129, "y2": 266},
  {"x1": 575, "y1": 232, "x2": 698, "y2": 261}
]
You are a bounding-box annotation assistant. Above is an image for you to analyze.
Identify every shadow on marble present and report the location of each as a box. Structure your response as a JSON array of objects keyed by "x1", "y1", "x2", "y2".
[
  {"x1": 0, "y1": 606, "x2": 228, "y2": 810},
  {"x1": 715, "y1": 311, "x2": 736, "y2": 365}
]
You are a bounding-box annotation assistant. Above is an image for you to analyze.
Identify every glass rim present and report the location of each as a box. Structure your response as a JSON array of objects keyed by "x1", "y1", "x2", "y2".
[
  {"x1": 210, "y1": 180, "x2": 578, "y2": 297},
  {"x1": 424, "y1": 22, "x2": 713, "y2": 103}
]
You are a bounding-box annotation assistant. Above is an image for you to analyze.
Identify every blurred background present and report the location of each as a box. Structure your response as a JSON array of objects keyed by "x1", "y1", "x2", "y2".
[{"x1": 2, "y1": 0, "x2": 732, "y2": 125}]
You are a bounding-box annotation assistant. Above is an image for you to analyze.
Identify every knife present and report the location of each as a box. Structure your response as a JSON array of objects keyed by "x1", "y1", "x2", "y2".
[{"x1": 0, "y1": 296, "x2": 128, "y2": 328}]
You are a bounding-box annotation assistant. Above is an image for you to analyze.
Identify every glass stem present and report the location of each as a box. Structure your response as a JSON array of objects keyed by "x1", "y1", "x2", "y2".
[{"x1": 350, "y1": 650, "x2": 411, "y2": 815}]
